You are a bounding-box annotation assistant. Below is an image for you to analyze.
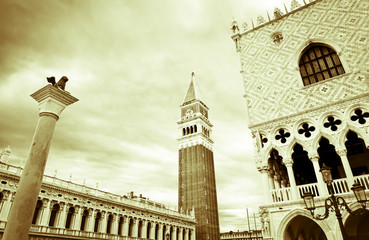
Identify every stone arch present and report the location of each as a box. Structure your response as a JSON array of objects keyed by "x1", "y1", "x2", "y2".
[
  {"x1": 94, "y1": 211, "x2": 102, "y2": 232},
  {"x1": 65, "y1": 206, "x2": 75, "y2": 229},
  {"x1": 276, "y1": 208, "x2": 334, "y2": 240},
  {"x1": 106, "y1": 214, "x2": 113, "y2": 234},
  {"x1": 344, "y1": 130, "x2": 369, "y2": 176},
  {"x1": 146, "y1": 221, "x2": 151, "y2": 238},
  {"x1": 340, "y1": 202, "x2": 369, "y2": 240},
  {"x1": 286, "y1": 140, "x2": 311, "y2": 159},
  {"x1": 262, "y1": 145, "x2": 285, "y2": 166},
  {"x1": 48, "y1": 203, "x2": 60, "y2": 227},
  {"x1": 80, "y1": 209, "x2": 89, "y2": 231},
  {"x1": 339, "y1": 126, "x2": 368, "y2": 149},
  {"x1": 318, "y1": 137, "x2": 346, "y2": 179},
  {"x1": 32, "y1": 199, "x2": 43, "y2": 225},
  {"x1": 291, "y1": 143, "x2": 317, "y2": 186},
  {"x1": 311, "y1": 132, "x2": 338, "y2": 153}
]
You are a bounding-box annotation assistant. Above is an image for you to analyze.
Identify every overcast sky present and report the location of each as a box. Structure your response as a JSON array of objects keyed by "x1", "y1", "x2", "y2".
[{"x1": 0, "y1": 0, "x2": 293, "y2": 232}]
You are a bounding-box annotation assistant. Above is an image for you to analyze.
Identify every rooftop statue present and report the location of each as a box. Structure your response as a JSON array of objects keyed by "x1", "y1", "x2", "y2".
[{"x1": 47, "y1": 76, "x2": 68, "y2": 90}]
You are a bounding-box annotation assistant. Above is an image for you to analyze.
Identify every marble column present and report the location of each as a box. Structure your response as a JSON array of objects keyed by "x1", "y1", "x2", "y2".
[
  {"x1": 3, "y1": 84, "x2": 78, "y2": 240},
  {"x1": 310, "y1": 155, "x2": 329, "y2": 196},
  {"x1": 58, "y1": 203, "x2": 67, "y2": 228},
  {"x1": 184, "y1": 228, "x2": 189, "y2": 240},
  {"x1": 100, "y1": 212, "x2": 107, "y2": 233},
  {"x1": 267, "y1": 170, "x2": 275, "y2": 190},
  {"x1": 337, "y1": 148, "x2": 354, "y2": 187},
  {"x1": 141, "y1": 220, "x2": 147, "y2": 238},
  {"x1": 258, "y1": 166, "x2": 272, "y2": 203},
  {"x1": 158, "y1": 223, "x2": 163, "y2": 240},
  {"x1": 87, "y1": 209, "x2": 96, "y2": 232},
  {"x1": 0, "y1": 192, "x2": 13, "y2": 221},
  {"x1": 283, "y1": 158, "x2": 298, "y2": 200},
  {"x1": 40, "y1": 200, "x2": 52, "y2": 226},
  {"x1": 72, "y1": 206, "x2": 81, "y2": 230},
  {"x1": 111, "y1": 214, "x2": 118, "y2": 235},
  {"x1": 172, "y1": 226, "x2": 177, "y2": 240},
  {"x1": 149, "y1": 222, "x2": 156, "y2": 239},
  {"x1": 178, "y1": 228, "x2": 183, "y2": 240},
  {"x1": 122, "y1": 217, "x2": 129, "y2": 236},
  {"x1": 132, "y1": 219, "x2": 138, "y2": 237}
]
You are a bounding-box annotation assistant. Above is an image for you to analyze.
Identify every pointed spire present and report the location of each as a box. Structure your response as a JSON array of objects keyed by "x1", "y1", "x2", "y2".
[
  {"x1": 284, "y1": 3, "x2": 289, "y2": 13},
  {"x1": 267, "y1": 11, "x2": 271, "y2": 21},
  {"x1": 251, "y1": 18, "x2": 255, "y2": 29},
  {"x1": 182, "y1": 72, "x2": 203, "y2": 104}
]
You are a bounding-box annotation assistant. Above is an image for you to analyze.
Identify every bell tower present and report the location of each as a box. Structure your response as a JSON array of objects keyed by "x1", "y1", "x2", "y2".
[{"x1": 178, "y1": 72, "x2": 220, "y2": 240}]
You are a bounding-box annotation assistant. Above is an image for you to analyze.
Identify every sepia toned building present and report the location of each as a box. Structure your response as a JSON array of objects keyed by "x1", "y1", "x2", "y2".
[
  {"x1": 0, "y1": 147, "x2": 196, "y2": 240},
  {"x1": 177, "y1": 73, "x2": 220, "y2": 240},
  {"x1": 231, "y1": 0, "x2": 369, "y2": 239},
  {"x1": 220, "y1": 230, "x2": 263, "y2": 240}
]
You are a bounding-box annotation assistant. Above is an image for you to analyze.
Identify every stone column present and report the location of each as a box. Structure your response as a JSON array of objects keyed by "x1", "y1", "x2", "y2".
[
  {"x1": 58, "y1": 203, "x2": 68, "y2": 228},
  {"x1": 87, "y1": 209, "x2": 96, "y2": 232},
  {"x1": 149, "y1": 222, "x2": 156, "y2": 239},
  {"x1": 132, "y1": 219, "x2": 138, "y2": 237},
  {"x1": 190, "y1": 228, "x2": 195, "y2": 240},
  {"x1": 40, "y1": 199, "x2": 52, "y2": 226},
  {"x1": 184, "y1": 228, "x2": 189, "y2": 240},
  {"x1": 72, "y1": 206, "x2": 81, "y2": 230},
  {"x1": 172, "y1": 226, "x2": 177, "y2": 240},
  {"x1": 258, "y1": 166, "x2": 271, "y2": 203},
  {"x1": 178, "y1": 228, "x2": 183, "y2": 240},
  {"x1": 141, "y1": 220, "x2": 147, "y2": 238},
  {"x1": 283, "y1": 158, "x2": 298, "y2": 200},
  {"x1": 111, "y1": 214, "x2": 118, "y2": 235},
  {"x1": 122, "y1": 217, "x2": 129, "y2": 236},
  {"x1": 0, "y1": 191, "x2": 13, "y2": 221},
  {"x1": 3, "y1": 84, "x2": 78, "y2": 240},
  {"x1": 100, "y1": 212, "x2": 107, "y2": 233},
  {"x1": 337, "y1": 148, "x2": 354, "y2": 187},
  {"x1": 158, "y1": 223, "x2": 163, "y2": 240},
  {"x1": 267, "y1": 170, "x2": 275, "y2": 190},
  {"x1": 310, "y1": 155, "x2": 329, "y2": 196}
]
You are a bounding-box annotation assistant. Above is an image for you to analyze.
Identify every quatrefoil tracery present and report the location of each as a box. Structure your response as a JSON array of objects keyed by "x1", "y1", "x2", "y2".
[
  {"x1": 275, "y1": 129, "x2": 291, "y2": 144},
  {"x1": 323, "y1": 116, "x2": 342, "y2": 131},
  {"x1": 351, "y1": 109, "x2": 369, "y2": 124},
  {"x1": 298, "y1": 123, "x2": 316, "y2": 138}
]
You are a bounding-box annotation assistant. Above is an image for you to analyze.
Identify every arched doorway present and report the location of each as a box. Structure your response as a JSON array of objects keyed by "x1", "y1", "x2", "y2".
[
  {"x1": 284, "y1": 215, "x2": 327, "y2": 240},
  {"x1": 345, "y1": 131, "x2": 369, "y2": 176},
  {"x1": 318, "y1": 137, "x2": 346, "y2": 179},
  {"x1": 292, "y1": 144, "x2": 317, "y2": 185},
  {"x1": 345, "y1": 209, "x2": 369, "y2": 240}
]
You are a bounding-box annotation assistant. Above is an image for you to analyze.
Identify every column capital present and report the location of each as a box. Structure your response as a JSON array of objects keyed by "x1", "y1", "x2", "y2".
[
  {"x1": 336, "y1": 148, "x2": 347, "y2": 156},
  {"x1": 283, "y1": 158, "x2": 293, "y2": 167},
  {"x1": 31, "y1": 84, "x2": 78, "y2": 118},
  {"x1": 309, "y1": 155, "x2": 320, "y2": 162},
  {"x1": 258, "y1": 166, "x2": 269, "y2": 173}
]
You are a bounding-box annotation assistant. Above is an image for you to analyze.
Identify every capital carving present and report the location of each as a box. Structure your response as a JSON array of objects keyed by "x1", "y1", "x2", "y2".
[
  {"x1": 283, "y1": 158, "x2": 293, "y2": 167},
  {"x1": 336, "y1": 148, "x2": 347, "y2": 156},
  {"x1": 307, "y1": 154, "x2": 318, "y2": 162}
]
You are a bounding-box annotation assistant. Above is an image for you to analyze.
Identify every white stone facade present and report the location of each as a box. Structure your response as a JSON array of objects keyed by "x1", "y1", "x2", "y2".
[
  {"x1": 0, "y1": 160, "x2": 196, "y2": 240},
  {"x1": 233, "y1": 0, "x2": 369, "y2": 239}
]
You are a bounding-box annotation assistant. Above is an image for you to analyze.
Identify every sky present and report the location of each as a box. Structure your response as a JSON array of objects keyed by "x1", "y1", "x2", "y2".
[{"x1": 0, "y1": 0, "x2": 292, "y2": 232}]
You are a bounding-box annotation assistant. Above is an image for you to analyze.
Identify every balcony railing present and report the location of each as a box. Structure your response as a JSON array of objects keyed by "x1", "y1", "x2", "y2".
[
  {"x1": 270, "y1": 174, "x2": 369, "y2": 203},
  {"x1": 27, "y1": 224, "x2": 145, "y2": 239}
]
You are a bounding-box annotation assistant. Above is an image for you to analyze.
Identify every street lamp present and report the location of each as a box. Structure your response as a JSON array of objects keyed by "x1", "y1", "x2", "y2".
[{"x1": 302, "y1": 164, "x2": 368, "y2": 240}]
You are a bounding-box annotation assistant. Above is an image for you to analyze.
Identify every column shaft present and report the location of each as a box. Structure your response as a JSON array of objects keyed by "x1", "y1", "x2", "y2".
[
  {"x1": 311, "y1": 157, "x2": 329, "y2": 196},
  {"x1": 284, "y1": 160, "x2": 298, "y2": 200}
]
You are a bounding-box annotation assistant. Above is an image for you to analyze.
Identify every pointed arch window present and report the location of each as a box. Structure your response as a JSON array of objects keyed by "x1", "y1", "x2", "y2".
[{"x1": 299, "y1": 44, "x2": 345, "y2": 86}]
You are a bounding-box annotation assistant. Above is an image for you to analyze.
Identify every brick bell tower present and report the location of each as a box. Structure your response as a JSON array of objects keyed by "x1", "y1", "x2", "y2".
[{"x1": 178, "y1": 72, "x2": 220, "y2": 240}]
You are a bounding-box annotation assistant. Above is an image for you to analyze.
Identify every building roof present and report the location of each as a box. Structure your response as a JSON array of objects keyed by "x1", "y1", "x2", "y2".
[{"x1": 182, "y1": 72, "x2": 204, "y2": 105}]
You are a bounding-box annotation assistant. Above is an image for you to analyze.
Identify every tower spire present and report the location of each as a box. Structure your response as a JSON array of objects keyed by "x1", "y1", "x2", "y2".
[{"x1": 182, "y1": 71, "x2": 203, "y2": 105}]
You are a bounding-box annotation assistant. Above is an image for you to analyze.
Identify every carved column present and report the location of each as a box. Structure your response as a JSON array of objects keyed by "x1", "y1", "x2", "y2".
[
  {"x1": 158, "y1": 223, "x2": 164, "y2": 240},
  {"x1": 122, "y1": 216, "x2": 129, "y2": 236},
  {"x1": 111, "y1": 214, "x2": 118, "y2": 235},
  {"x1": 310, "y1": 155, "x2": 329, "y2": 196},
  {"x1": 267, "y1": 170, "x2": 275, "y2": 190},
  {"x1": 87, "y1": 209, "x2": 95, "y2": 232},
  {"x1": 58, "y1": 203, "x2": 67, "y2": 228},
  {"x1": 3, "y1": 84, "x2": 78, "y2": 240},
  {"x1": 337, "y1": 148, "x2": 354, "y2": 187},
  {"x1": 178, "y1": 227, "x2": 183, "y2": 240},
  {"x1": 283, "y1": 158, "x2": 298, "y2": 200},
  {"x1": 132, "y1": 219, "x2": 138, "y2": 237},
  {"x1": 141, "y1": 220, "x2": 147, "y2": 238},
  {"x1": 100, "y1": 212, "x2": 107, "y2": 233},
  {"x1": 0, "y1": 191, "x2": 13, "y2": 221},
  {"x1": 258, "y1": 166, "x2": 272, "y2": 203},
  {"x1": 184, "y1": 228, "x2": 189, "y2": 240},
  {"x1": 40, "y1": 199, "x2": 52, "y2": 226},
  {"x1": 172, "y1": 226, "x2": 177, "y2": 240},
  {"x1": 149, "y1": 222, "x2": 156, "y2": 239},
  {"x1": 72, "y1": 206, "x2": 81, "y2": 230}
]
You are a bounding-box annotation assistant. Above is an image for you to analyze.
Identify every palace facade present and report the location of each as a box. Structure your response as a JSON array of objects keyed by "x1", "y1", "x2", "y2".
[{"x1": 232, "y1": 0, "x2": 369, "y2": 239}]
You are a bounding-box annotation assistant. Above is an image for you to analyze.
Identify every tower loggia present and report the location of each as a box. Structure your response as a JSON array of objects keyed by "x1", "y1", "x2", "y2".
[{"x1": 177, "y1": 72, "x2": 220, "y2": 240}]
